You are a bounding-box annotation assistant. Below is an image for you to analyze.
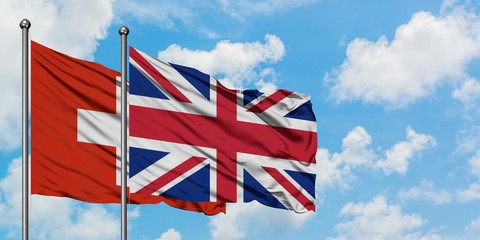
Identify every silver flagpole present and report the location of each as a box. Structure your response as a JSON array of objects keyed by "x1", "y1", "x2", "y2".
[
  {"x1": 20, "y1": 19, "x2": 31, "y2": 240},
  {"x1": 119, "y1": 25, "x2": 129, "y2": 240}
]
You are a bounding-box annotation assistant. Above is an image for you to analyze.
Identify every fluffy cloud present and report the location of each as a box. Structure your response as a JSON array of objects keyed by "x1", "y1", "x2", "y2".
[
  {"x1": 158, "y1": 34, "x2": 285, "y2": 92},
  {"x1": 338, "y1": 126, "x2": 376, "y2": 167},
  {"x1": 455, "y1": 125, "x2": 480, "y2": 154},
  {"x1": 396, "y1": 181, "x2": 452, "y2": 205},
  {"x1": 457, "y1": 182, "x2": 480, "y2": 202},
  {"x1": 465, "y1": 217, "x2": 480, "y2": 233},
  {"x1": 452, "y1": 78, "x2": 480, "y2": 112},
  {"x1": 456, "y1": 149, "x2": 480, "y2": 202},
  {"x1": 467, "y1": 150, "x2": 480, "y2": 177},
  {"x1": 375, "y1": 127, "x2": 436, "y2": 175},
  {"x1": 0, "y1": 158, "x2": 119, "y2": 239},
  {"x1": 315, "y1": 148, "x2": 354, "y2": 191},
  {"x1": 328, "y1": 196, "x2": 434, "y2": 240},
  {"x1": 1, "y1": 0, "x2": 114, "y2": 59},
  {"x1": 316, "y1": 126, "x2": 436, "y2": 191},
  {"x1": 155, "y1": 228, "x2": 182, "y2": 240},
  {"x1": 326, "y1": 7, "x2": 480, "y2": 108},
  {"x1": 315, "y1": 126, "x2": 375, "y2": 191},
  {"x1": 209, "y1": 202, "x2": 314, "y2": 240},
  {"x1": 0, "y1": 0, "x2": 114, "y2": 151}
]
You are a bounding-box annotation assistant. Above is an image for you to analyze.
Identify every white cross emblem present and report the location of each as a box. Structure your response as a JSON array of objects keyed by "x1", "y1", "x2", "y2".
[{"x1": 77, "y1": 77, "x2": 124, "y2": 185}]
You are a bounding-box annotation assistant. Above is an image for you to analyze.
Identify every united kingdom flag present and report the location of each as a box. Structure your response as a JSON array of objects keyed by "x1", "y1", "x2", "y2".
[{"x1": 128, "y1": 47, "x2": 317, "y2": 213}]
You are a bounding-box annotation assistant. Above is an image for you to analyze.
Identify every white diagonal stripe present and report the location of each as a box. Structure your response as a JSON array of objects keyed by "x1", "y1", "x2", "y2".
[
  {"x1": 237, "y1": 92, "x2": 316, "y2": 131},
  {"x1": 132, "y1": 49, "x2": 215, "y2": 105},
  {"x1": 129, "y1": 152, "x2": 209, "y2": 194},
  {"x1": 129, "y1": 136, "x2": 217, "y2": 201},
  {"x1": 237, "y1": 152, "x2": 315, "y2": 213}
]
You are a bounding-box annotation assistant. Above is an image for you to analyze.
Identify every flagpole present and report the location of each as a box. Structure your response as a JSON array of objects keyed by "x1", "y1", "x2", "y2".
[
  {"x1": 119, "y1": 25, "x2": 129, "y2": 240},
  {"x1": 20, "y1": 18, "x2": 31, "y2": 240}
]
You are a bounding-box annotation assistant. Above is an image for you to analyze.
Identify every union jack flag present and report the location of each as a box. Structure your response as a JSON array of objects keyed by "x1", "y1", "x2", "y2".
[{"x1": 128, "y1": 47, "x2": 317, "y2": 213}]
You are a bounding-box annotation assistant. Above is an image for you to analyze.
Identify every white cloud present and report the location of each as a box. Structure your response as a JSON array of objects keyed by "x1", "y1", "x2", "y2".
[
  {"x1": 115, "y1": 0, "x2": 193, "y2": 29},
  {"x1": 440, "y1": 0, "x2": 460, "y2": 13},
  {"x1": 209, "y1": 202, "x2": 314, "y2": 240},
  {"x1": 328, "y1": 196, "x2": 430, "y2": 240},
  {"x1": 403, "y1": 232, "x2": 442, "y2": 240},
  {"x1": 465, "y1": 217, "x2": 480, "y2": 233},
  {"x1": 452, "y1": 78, "x2": 480, "y2": 111},
  {"x1": 456, "y1": 143, "x2": 480, "y2": 202},
  {"x1": 158, "y1": 34, "x2": 285, "y2": 92},
  {"x1": 434, "y1": 216, "x2": 480, "y2": 239},
  {"x1": 455, "y1": 125, "x2": 480, "y2": 154},
  {"x1": 316, "y1": 126, "x2": 436, "y2": 191},
  {"x1": 468, "y1": 150, "x2": 480, "y2": 177},
  {"x1": 397, "y1": 180, "x2": 452, "y2": 205},
  {"x1": 315, "y1": 126, "x2": 375, "y2": 191},
  {"x1": 315, "y1": 148, "x2": 354, "y2": 191},
  {"x1": 457, "y1": 182, "x2": 480, "y2": 202},
  {"x1": 0, "y1": 158, "x2": 23, "y2": 234},
  {"x1": 375, "y1": 127, "x2": 436, "y2": 175},
  {"x1": 155, "y1": 228, "x2": 182, "y2": 240},
  {"x1": 0, "y1": 0, "x2": 114, "y2": 151},
  {"x1": 339, "y1": 126, "x2": 376, "y2": 167},
  {"x1": 127, "y1": 206, "x2": 140, "y2": 219},
  {"x1": 0, "y1": 158, "x2": 119, "y2": 239},
  {"x1": 326, "y1": 8, "x2": 480, "y2": 108},
  {"x1": 217, "y1": 0, "x2": 319, "y2": 21},
  {"x1": 6, "y1": 0, "x2": 114, "y2": 60},
  {"x1": 45, "y1": 205, "x2": 119, "y2": 240}
]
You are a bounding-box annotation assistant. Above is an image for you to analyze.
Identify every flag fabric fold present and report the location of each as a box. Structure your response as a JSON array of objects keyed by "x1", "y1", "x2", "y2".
[
  {"x1": 31, "y1": 41, "x2": 225, "y2": 215},
  {"x1": 128, "y1": 46, "x2": 317, "y2": 213}
]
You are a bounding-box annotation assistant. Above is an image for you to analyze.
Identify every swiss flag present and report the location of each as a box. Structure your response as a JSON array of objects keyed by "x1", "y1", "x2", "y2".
[{"x1": 30, "y1": 41, "x2": 225, "y2": 215}]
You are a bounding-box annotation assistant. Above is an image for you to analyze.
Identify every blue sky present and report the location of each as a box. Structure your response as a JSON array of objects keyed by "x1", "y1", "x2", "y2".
[{"x1": 1, "y1": 0, "x2": 480, "y2": 239}]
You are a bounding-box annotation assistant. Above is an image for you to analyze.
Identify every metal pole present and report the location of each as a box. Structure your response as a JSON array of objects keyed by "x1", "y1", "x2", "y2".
[
  {"x1": 119, "y1": 25, "x2": 129, "y2": 240},
  {"x1": 19, "y1": 18, "x2": 31, "y2": 240}
]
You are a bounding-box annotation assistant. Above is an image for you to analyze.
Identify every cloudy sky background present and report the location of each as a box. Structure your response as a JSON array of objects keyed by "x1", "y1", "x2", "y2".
[{"x1": 1, "y1": 0, "x2": 480, "y2": 239}]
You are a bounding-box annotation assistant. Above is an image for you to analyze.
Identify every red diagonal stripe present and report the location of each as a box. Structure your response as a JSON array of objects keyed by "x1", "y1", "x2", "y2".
[
  {"x1": 247, "y1": 90, "x2": 293, "y2": 113},
  {"x1": 130, "y1": 47, "x2": 191, "y2": 103},
  {"x1": 136, "y1": 156, "x2": 207, "y2": 195},
  {"x1": 262, "y1": 166, "x2": 315, "y2": 211}
]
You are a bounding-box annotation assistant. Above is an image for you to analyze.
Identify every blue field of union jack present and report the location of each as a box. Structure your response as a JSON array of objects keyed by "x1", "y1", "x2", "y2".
[{"x1": 128, "y1": 46, "x2": 317, "y2": 213}]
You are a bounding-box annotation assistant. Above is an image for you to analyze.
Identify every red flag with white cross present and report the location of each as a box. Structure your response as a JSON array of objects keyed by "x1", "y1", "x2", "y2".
[{"x1": 30, "y1": 41, "x2": 225, "y2": 215}]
